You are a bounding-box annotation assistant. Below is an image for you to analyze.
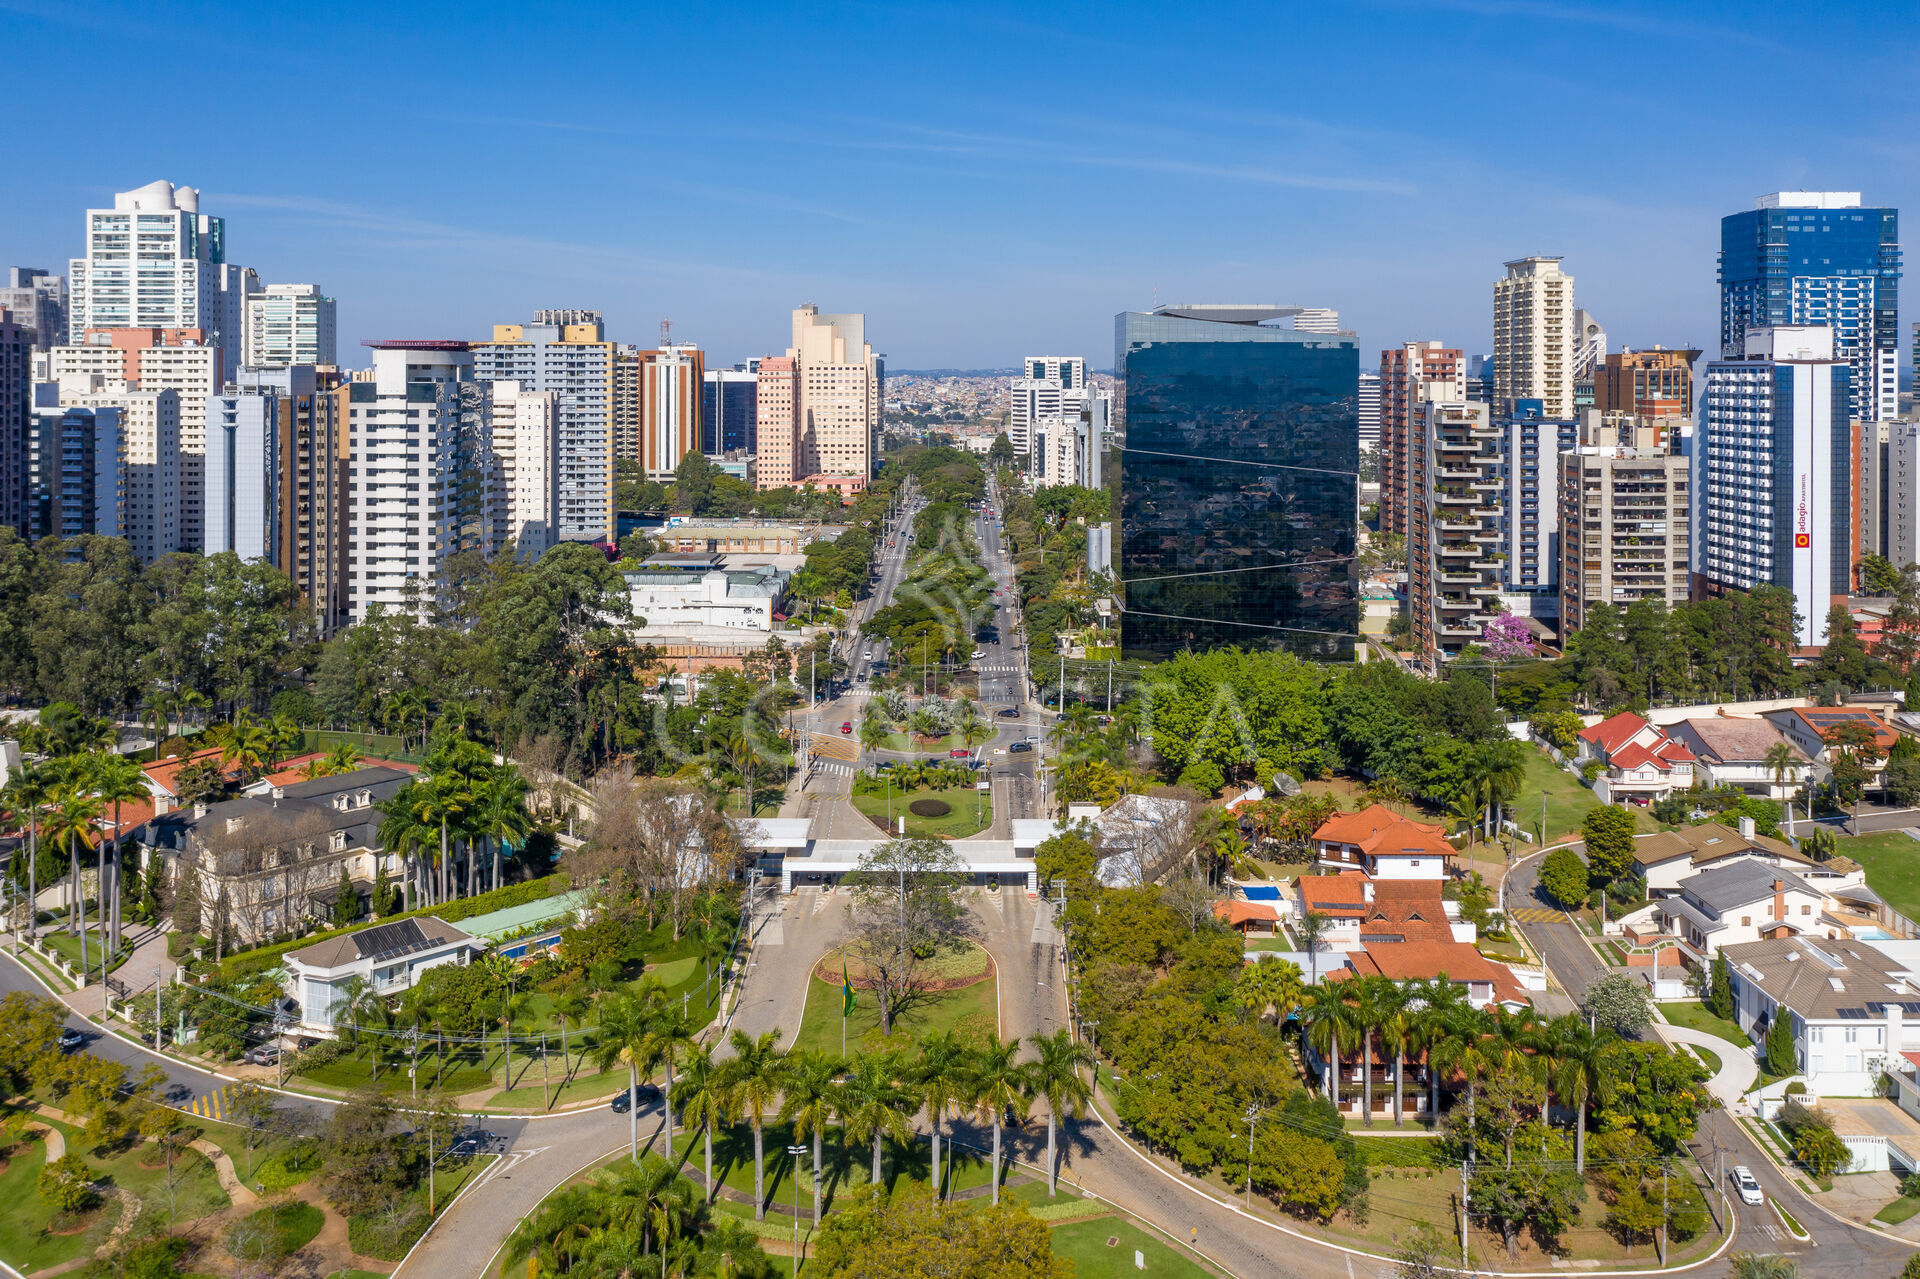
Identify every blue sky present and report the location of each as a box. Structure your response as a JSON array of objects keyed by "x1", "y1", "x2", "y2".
[{"x1": 5, "y1": 0, "x2": 1918, "y2": 371}]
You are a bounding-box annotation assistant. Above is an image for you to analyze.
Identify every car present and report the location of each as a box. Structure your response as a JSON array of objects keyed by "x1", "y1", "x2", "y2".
[
  {"x1": 1025, "y1": 734, "x2": 1040, "y2": 743},
  {"x1": 970, "y1": 649, "x2": 985, "y2": 660},
  {"x1": 997, "y1": 707, "x2": 1020, "y2": 718},
  {"x1": 450, "y1": 1137, "x2": 480, "y2": 1157},
  {"x1": 840, "y1": 721, "x2": 853, "y2": 734},
  {"x1": 610, "y1": 1085, "x2": 661, "y2": 1114},
  {"x1": 243, "y1": 1043, "x2": 281, "y2": 1066},
  {"x1": 1009, "y1": 741, "x2": 1034, "y2": 753},
  {"x1": 949, "y1": 748, "x2": 971, "y2": 759},
  {"x1": 57, "y1": 1028, "x2": 84, "y2": 1052},
  {"x1": 1730, "y1": 1166, "x2": 1763, "y2": 1205}
]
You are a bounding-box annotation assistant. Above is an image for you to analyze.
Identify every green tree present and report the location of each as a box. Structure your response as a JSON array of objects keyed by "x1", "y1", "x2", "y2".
[
  {"x1": 321, "y1": 1090, "x2": 411, "y2": 1218},
  {"x1": 987, "y1": 433, "x2": 1015, "y2": 468},
  {"x1": 1538, "y1": 847, "x2": 1590, "y2": 909},
  {"x1": 1580, "y1": 804, "x2": 1637, "y2": 883},
  {"x1": 1766, "y1": 1012, "x2": 1798, "y2": 1077},
  {"x1": 331, "y1": 865, "x2": 360, "y2": 927},
  {"x1": 38, "y1": 1151, "x2": 98, "y2": 1212},
  {"x1": 1793, "y1": 1123, "x2": 1850, "y2": 1178},
  {"x1": 1728, "y1": 1254, "x2": 1800, "y2": 1279},
  {"x1": 967, "y1": 1035, "x2": 1033, "y2": 1207},
  {"x1": 719, "y1": 1029, "x2": 785, "y2": 1221},
  {"x1": 588, "y1": 986, "x2": 665, "y2": 1165},
  {"x1": 810, "y1": 1182, "x2": 1068, "y2": 1279},
  {"x1": 777, "y1": 1048, "x2": 843, "y2": 1225},
  {"x1": 836, "y1": 1049, "x2": 917, "y2": 1189},
  {"x1": 1582, "y1": 973, "x2": 1652, "y2": 1036},
  {"x1": 1707, "y1": 953, "x2": 1736, "y2": 1021},
  {"x1": 1025, "y1": 1029, "x2": 1095, "y2": 1196}
]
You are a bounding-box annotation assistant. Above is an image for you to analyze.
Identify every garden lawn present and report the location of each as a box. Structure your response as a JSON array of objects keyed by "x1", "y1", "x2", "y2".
[
  {"x1": 1506, "y1": 749, "x2": 1660, "y2": 844},
  {"x1": 1049, "y1": 1218, "x2": 1218, "y2": 1278},
  {"x1": 873, "y1": 732, "x2": 963, "y2": 754},
  {"x1": 1832, "y1": 832, "x2": 1920, "y2": 921},
  {"x1": 699, "y1": 1120, "x2": 1002, "y2": 1211},
  {"x1": 791, "y1": 969, "x2": 997, "y2": 1056},
  {"x1": 851, "y1": 786, "x2": 992, "y2": 838},
  {"x1": 1876, "y1": 1195, "x2": 1920, "y2": 1225},
  {"x1": 43, "y1": 928, "x2": 128, "y2": 975},
  {"x1": 1663, "y1": 1001, "x2": 1751, "y2": 1048}
]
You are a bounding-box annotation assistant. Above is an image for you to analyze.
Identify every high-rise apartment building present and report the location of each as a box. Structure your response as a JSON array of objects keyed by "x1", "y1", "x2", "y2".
[
  {"x1": 1559, "y1": 412, "x2": 1692, "y2": 635},
  {"x1": 27, "y1": 401, "x2": 120, "y2": 541},
  {"x1": 1, "y1": 270, "x2": 67, "y2": 352},
  {"x1": 1871, "y1": 421, "x2": 1920, "y2": 573},
  {"x1": 637, "y1": 344, "x2": 704, "y2": 480},
  {"x1": 49, "y1": 329, "x2": 219, "y2": 551},
  {"x1": 243, "y1": 284, "x2": 337, "y2": 368},
  {"x1": 613, "y1": 345, "x2": 641, "y2": 462},
  {"x1": 1499, "y1": 401, "x2": 1579, "y2": 603},
  {"x1": 55, "y1": 375, "x2": 179, "y2": 563},
  {"x1": 1493, "y1": 257, "x2": 1576, "y2": 418},
  {"x1": 1033, "y1": 393, "x2": 1110, "y2": 490},
  {"x1": 345, "y1": 341, "x2": 494, "y2": 621},
  {"x1": 474, "y1": 311, "x2": 614, "y2": 543},
  {"x1": 1409, "y1": 399, "x2": 1503, "y2": 671},
  {"x1": 1379, "y1": 342, "x2": 1464, "y2": 537},
  {"x1": 491, "y1": 380, "x2": 558, "y2": 559},
  {"x1": 222, "y1": 366, "x2": 348, "y2": 628},
  {"x1": 1721, "y1": 192, "x2": 1900, "y2": 422},
  {"x1": 1593, "y1": 348, "x2": 1700, "y2": 420},
  {"x1": 204, "y1": 381, "x2": 280, "y2": 563},
  {"x1": 0, "y1": 312, "x2": 29, "y2": 533},
  {"x1": 755, "y1": 306, "x2": 881, "y2": 489},
  {"x1": 1023, "y1": 356, "x2": 1087, "y2": 390},
  {"x1": 1115, "y1": 304, "x2": 1357, "y2": 658},
  {"x1": 701, "y1": 368, "x2": 758, "y2": 454},
  {"x1": 68, "y1": 182, "x2": 255, "y2": 362},
  {"x1": 1008, "y1": 377, "x2": 1070, "y2": 457},
  {"x1": 1356, "y1": 371, "x2": 1381, "y2": 454},
  {"x1": 1695, "y1": 326, "x2": 1852, "y2": 646}
]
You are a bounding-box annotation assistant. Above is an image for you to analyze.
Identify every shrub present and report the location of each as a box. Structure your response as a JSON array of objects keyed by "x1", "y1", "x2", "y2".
[
  {"x1": 38, "y1": 1152, "x2": 98, "y2": 1212},
  {"x1": 1784, "y1": 1081, "x2": 1807, "y2": 1096},
  {"x1": 227, "y1": 1201, "x2": 324, "y2": 1266},
  {"x1": 348, "y1": 1205, "x2": 429, "y2": 1261},
  {"x1": 908, "y1": 798, "x2": 952, "y2": 817}
]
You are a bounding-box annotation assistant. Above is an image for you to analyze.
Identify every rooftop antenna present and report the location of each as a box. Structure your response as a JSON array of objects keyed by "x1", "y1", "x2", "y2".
[{"x1": 660, "y1": 317, "x2": 672, "y2": 347}]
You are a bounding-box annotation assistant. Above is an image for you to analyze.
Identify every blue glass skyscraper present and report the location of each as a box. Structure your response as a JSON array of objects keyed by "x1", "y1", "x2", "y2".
[
  {"x1": 1114, "y1": 305, "x2": 1358, "y2": 659},
  {"x1": 1719, "y1": 192, "x2": 1900, "y2": 420}
]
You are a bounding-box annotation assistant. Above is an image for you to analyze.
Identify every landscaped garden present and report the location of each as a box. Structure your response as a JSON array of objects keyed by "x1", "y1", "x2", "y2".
[
  {"x1": 1831, "y1": 831, "x2": 1920, "y2": 920},
  {"x1": 850, "y1": 762, "x2": 992, "y2": 838},
  {"x1": 1662, "y1": 1000, "x2": 1751, "y2": 1048},
  {"x1": 793, "y1": 943, "x2": 997, "y2": 1055}
]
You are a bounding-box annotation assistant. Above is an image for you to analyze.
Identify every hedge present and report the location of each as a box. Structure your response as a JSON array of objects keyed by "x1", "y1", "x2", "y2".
[{"x1": 219, "y1": 874, "x2": 570, "y2": 980}]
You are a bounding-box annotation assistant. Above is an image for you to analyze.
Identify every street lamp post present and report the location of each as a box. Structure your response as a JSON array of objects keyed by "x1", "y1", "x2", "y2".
[
  {"x1": 1243, "y1": 1106, "x2": 1262, "y2": 1210},
  {"x1": 786, "y1": 1144, "x2": 808, "y2": 1277}
]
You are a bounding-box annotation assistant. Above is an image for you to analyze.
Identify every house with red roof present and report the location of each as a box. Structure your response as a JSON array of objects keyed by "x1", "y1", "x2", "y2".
[
  {"x1": 1309, "y1": 805, "x2": 1454, "y2": 880},
  {"x1": 1574, "y1": 711, "x2": 1695, "y2": 805}
]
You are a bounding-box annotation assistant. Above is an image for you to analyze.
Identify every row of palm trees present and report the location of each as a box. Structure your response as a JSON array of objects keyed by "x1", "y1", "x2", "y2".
[
  {"x1": 1243, "y1": 963, "x2": 1616, "y2": 1171},
  {"x1": 375, "y1": 737, "x2": 532, "y2": 910},
  {"x1": 3, "y1": 747, "x2": 149, "y2": 985},
  {"x1": 594, "y1": 1008, "x2": 1096, "y2": 1226},
  {"x1": 855, "y1": 696, "x2": 991, "y2": 758}
]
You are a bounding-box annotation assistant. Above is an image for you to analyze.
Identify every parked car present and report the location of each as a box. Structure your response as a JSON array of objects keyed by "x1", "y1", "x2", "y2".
[
  {"x1": 1731, "y1": 1166, "x2": 1764, "y2": 1205},
  {"x1": 840, "y1": 721, "x2": 853, "y2": 735},
  {"x1": 243, "y1": 1043, "x2": 281, "y2": 1066}
]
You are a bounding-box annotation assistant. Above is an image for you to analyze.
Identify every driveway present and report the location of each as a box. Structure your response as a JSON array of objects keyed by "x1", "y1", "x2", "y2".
[{"x1": 1652, "y1": 1023, "x2": 1758, "y2": 1109}]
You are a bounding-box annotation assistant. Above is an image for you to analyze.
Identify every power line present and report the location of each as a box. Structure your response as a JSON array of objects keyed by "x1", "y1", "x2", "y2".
[
  {"x1": 1113, "y1": 444, "x2": 1360, "y2": 481},
  {"x1": 1115, "y1": 606, "x2": 1363, "y2": 641},
  {"x1": 1119, "y1": 555, "x2": 1358, "y2": 584}
]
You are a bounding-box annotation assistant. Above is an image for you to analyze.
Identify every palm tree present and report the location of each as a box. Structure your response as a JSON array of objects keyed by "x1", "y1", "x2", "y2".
[
  {"x1": 1726, "y1": 1253, "x2": 1799, "y2": 1279},
  {"x1": 647, "y1": 994, "x2": 694, "y2": 1161},
  {"x1": 1481, "y1": 740, "x2": 1528, "y2": 840},
  {"x1": 321, "y1": 742, "x2": 363, "y2": 775},
  {"x1": 503, "y1": 1183, "x2": 598, "y2": 1277},
  {"x1": 1546, "y1": 1014, "x2": 1614, "y2": 1173},
  {"x1": 1374, "y1": 980, "x2": 1418, "y2": 1128},
  {"x1": 1234, "y1": 956, "x2": 1305, "y2": 1027},
  {"x1": 1348, "y1": 977, "x2": 1397, "y2": 1127},
  {"x1": 1411, "y1": 976, "x2": 1471, "y2": 1122},
  {"x1": 1764, "y1": 741, "x2": 1798, "y2": 797},
  {"x1": 474, "y1": 767, "x2": 532, "y2": 894},
  {"x1": 220, "y1": 713, "x2": 274, "y2": 783},
  {"x1": 1429, "y1": 1005, "x2": 1491, "y2": 1159},
  {"x1": 836, "y1": 1049, "x2": 916, "y2": 1189},
  {"x1": 88, "y1": 752, "x2": 147, "y2": 954},
  {"x1": 376, "y1": 785, "x2": 432, "y2": 911},
  {"x1": 674, "y1": 1041, "x2": 726, "y2": 1203},
  {"x1": 1300, "y1": 982, "x2": 1358, "y2": 1107},
  {"x1": 413, "y1": 772, "x2": 473, "y2": 904},
  {"x1": 1026, "y1": 1029, "x2": 1095, "y2": 1196},
  {"x1": 591, "y1": 988, "x2": 666, "y2": 1164},
  {"x1": 966, "y1": 1035, "x2": 1032, "y2": 1207},
  {"x1": 777, "y1": 1049, "x2": 843, "y2": 1224},
  {"x1": 719, "y1": 1029, "x2": 785, "y2": 1220},
  {"x1": 41, "y1": 790, "x2": 102, "y2": 978},
  {"x1": 913, "y1": 1030, "x2": 971, "y2": 1199},
  {"x1": 955, "y1": 700, "x2": 990, "y2": 759},
  {"x1": 722, "y1": 730, "x2": 761, "y2": 817},
  {"x1": 601, "y1": 1157, "x2": 696, "y2": 1262},
  {"x1": 267, "y1": 713, "x2": 302, "y2": 768},
  {"x1": 3, "y1": 760, "x2": 54, "y2": 942},
  {"x1": 857, "y1": 712, "x2": 891, "y2": 757},
  {"x1": 1295, "y1": 909, "x2": 1329, "y2": 984}
]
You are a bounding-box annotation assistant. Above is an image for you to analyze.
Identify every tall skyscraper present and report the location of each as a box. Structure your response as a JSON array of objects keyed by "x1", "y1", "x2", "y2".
[
  {"x1": 474, "y1": 311, "x2": 614, "y2": 543},
  {"x1": 754, "y1": 306, "x2": 881, "y2": 489},
  {"x1": 1721, "y1": 192, "x2": 1900, "y2": 422},
  {"x1": 1498, "y1": 400, "x2": 1578, "y2": 604},
  {"x1": 55, "y1": 375, "x2": 179, "y2": 563},
  {"x1": 1023, "y1": 356, "x2": 1086, "y2": 389},
  {"x1": 1114, "y1": 304, "x2": 1357, "y2": 659},
  {"x1": 225, "y1": 365, "x2": 347, "y2": 628},
  {"x1": 0, "y1": 270, "x2": 67, "y2": 352},
  {"x1": 1493, "y1": 257, "x2": 1576, "y2": 418},
  {"x1": 491, "y1": 380, "x2": 558, "y2": 559},
  {"x1": 346, "y1": 341, "x2": 494, "y2": 620},
  {"x1": 1379, "y1": 342, "x2": 1464, "y2": 537},
  {"x1": 49, "y1": 329, "x2": 219, "y2": 551},
  {"x1": 638, "y1": 343, "x2": 704, "y2": 480},
  {"x1": 243, "y1": 284, "x2": 337, "y2": 368},
  {"x1": 204, "y1": 381, "x2": 280, "y2": 562},
  {"x1": 27, "y1": 399, "x2": 121, "y2": 541},
  {"x1": 1356, "y1": 370, "x2": 1381, "y2": 454},
  {"x1": 1409, "y1": 399, "x2": 1501, "y2": 670},
  {"x1": 1033, "y1": 392, "x2": 1109, "y2": 490},
  {"x1": 0, "y1": 312, "x2": 29, "y2": 533},
  {"x1": 701, "y1": 368, "x2": 758, "y2": 454},
  {"x1": 1695, "y1": 326, "x2": 1851, "y2": 646},
  {"x1": 1559, "y1": 412, "x2": 1691, "y2": 636},
  {"x1": 68, "y1": 182, "x2": 254, "y2": 365}
]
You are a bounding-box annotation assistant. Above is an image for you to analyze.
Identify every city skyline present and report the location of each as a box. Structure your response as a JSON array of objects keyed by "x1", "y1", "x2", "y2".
[{"x1": 5, "y1": 1, "x2": 1917, "y2": 370}]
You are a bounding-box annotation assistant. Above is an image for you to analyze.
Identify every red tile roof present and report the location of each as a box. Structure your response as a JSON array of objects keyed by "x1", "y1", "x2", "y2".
[
  {"x1": 143, "y1": 747, "x2": 241, "y2": 799},
  {"x1": 1300, "y1": 870, "x2": 1371, "y2": 918},
  {"x1": 1607, "y1": 736, "x2": 1694, "y2": 772},
  {"x1": 1350, "y1": 939, "x2": 1532, "y2": 1006},
  {"x1": 1578, "y1": 711, "x2": 1650, "y2": 754},
  {"x1": 1213, "y1": 900, "x2": 1283, "y2": 926},
  {"x1": 1311, "y1": 805, "x2": 1455, "y2": 860}
]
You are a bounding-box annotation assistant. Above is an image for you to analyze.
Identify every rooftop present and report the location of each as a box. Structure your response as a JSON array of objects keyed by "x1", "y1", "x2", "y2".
[
  {"x1": 1668, "y1": 715, "x2": 1802, "y2": 765},
  {"x1": 1722, "y1": 935, "x2": 1920, "y2": 1021},
  {"x1": 1679, "y1": 861, "x2": 1820, "y2": 914},
  {"x1": 286, "y1": 916, "x2": 476, "y2": 971},
  {"x1": 1633, "y1": 821, "x2": 1804, "y2": 868}
]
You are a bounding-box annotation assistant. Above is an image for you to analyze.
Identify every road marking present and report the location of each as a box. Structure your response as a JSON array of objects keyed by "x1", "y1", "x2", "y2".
[
  {"x1": 1508, "y1": 907, "x2": 1563, "y2": 923},
  {"x1": 190, "y1": 1084, "x2": 234, "y2": 1121}
]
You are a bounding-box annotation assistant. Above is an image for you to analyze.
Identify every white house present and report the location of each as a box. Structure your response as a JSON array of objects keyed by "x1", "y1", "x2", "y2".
[
  {"x1": 621, "y1": 553, "x2": 789, "y2": 632},
  {"x1": 1762, "y1": 706, "x2": 1902, "y2": 794},
  {"x1": 1631, "y1": 819, "x2": 1837, "y2": 897},
  {"x1": 1722, "y1": 935, "x2": 1920, "y2": 1098},
  {"x1": 1663, "y1": 714, "x2": 1810, "y2": 799},
  {"x1": 283, "y1": 917, "x2": 481, "y2": 1035},
  {"x1": 1577, "y1": 711, "x2": 1695, "y2": 804},
  {"x1": 1309, "y1": 805, "x2": 1454, "y2": 880},
  {"x1": 1648, "y1": 862, "x2": 1828, "y2": 963}
]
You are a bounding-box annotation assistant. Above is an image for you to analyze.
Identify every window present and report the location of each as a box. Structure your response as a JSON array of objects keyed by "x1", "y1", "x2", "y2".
[
  {"x1": 330, "y1": 831, "x2": 347, "y2": 852},
  {"x1": 1741, "y1": 916, "x2": 1751, "y2": 926}
]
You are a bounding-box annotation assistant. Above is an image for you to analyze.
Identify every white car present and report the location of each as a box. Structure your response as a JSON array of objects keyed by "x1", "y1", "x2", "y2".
[
  {"x1": 1730, "y1": 1166, "x2": 1763, "y2": 1206},
  {"x1": 970, "y1": 649, "x2": 985, "y2": 660}
]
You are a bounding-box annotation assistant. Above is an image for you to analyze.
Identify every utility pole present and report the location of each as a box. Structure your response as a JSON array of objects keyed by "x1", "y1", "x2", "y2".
[
  {"x1": 1244, "y1": 1106, "x2": 1261, "y2": 1210},
  {"x1": 1658, "y1": 1159, "x2": 1669, "y2": 1266},
  {"x1": 1459, "y1": 1159, "x2": 1471, "y2": 1268}
]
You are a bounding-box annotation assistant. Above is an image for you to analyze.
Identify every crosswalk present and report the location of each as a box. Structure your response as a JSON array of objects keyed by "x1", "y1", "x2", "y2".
[
  {"x1": 187, "y1": 1083, "x2": 237, "y2": 1121},
  {"x1": 974, "y1": 663, "x2": 1024, "y2": 674},
  {"x1": 812, "y1": 761, "x2": 857, "y2": 778},
  {"x1": 1508, "y1": 906, "x2": 1566, "y2": 923}
]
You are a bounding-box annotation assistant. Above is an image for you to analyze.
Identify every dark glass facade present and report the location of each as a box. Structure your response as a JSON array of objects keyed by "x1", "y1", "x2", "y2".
[
  {"x1": 1719, "y1": 203, "x2": 1899, "y2": 360},
  {"x1": 1114, "y1": 309, "x2": 1358, "y2": 660},
  {"x1": 700, "y1": 373, "x2": 757, "y2": 455}
]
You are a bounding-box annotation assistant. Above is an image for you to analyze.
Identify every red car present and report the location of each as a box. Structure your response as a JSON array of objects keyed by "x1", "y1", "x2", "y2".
[
  {"x1": 949, "y1": 748, "x2": 971, "y2": 759},
  {"x1": 840, "y1": 721, "x2": 853, "y2": 735}
]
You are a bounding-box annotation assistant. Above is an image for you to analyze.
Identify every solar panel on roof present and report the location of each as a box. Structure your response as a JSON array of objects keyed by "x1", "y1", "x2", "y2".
[
  {"x1": 352, "y1": 919, "x2": 434, "y2": 964},
  {"x1": 1836, "y1": 1007, "x2": 1869, "y2": 1019}
]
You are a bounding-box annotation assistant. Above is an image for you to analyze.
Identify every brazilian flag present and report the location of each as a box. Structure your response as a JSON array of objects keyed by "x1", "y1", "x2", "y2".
[{"x1": 842, "y1": 959, "x2": 856, "y2": 1017}]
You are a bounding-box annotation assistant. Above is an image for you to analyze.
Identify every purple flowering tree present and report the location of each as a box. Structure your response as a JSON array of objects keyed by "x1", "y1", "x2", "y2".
[{"x1": 1482, "y1": 613, "x2": 1535, "y2": 663}]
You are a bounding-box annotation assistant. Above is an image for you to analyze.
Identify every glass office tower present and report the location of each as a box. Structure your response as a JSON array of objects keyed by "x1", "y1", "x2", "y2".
[{"x1": 1114, "y1": 305, "x2": 1358, "y2": 659}]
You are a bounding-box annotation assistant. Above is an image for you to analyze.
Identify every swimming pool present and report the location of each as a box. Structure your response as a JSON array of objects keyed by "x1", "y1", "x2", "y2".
[{"x1": 1852, "y1": 926, "x2": 1893, "y2": 941}]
